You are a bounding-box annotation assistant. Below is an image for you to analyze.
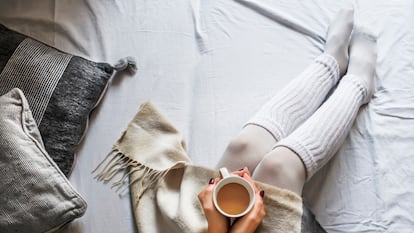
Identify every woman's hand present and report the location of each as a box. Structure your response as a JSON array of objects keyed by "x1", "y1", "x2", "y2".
[
  {"x1": 198, "y1": 177, "x2": 229, "y2": 233},
  {"x1": 229, "y1": 170, "x2": 266, "y2": 233},
  {"x1": 198, "y1": 167, "x2": 266, "y2": 233}
]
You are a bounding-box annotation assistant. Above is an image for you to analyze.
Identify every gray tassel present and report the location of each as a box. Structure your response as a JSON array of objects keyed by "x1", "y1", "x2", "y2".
[{"x1": 113, "y1": 57, "x2": 137, "y2": 76}]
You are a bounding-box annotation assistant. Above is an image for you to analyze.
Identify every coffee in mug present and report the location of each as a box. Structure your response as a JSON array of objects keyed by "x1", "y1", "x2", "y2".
[
  {"x1": 217, "y1": 182, "x2": 250, "y2": 215},
  {"x1": 213, "y1": 167, "x2": 255, "y2": 218}
]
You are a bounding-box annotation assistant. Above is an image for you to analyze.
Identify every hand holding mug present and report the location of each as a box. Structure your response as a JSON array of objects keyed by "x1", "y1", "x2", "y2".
[
  {"x1": 198, "y1": 167, "x2": 265, "y2": 233},
  {"x1": 213, "y1": 167, "x2": 256, "y2": 218}
]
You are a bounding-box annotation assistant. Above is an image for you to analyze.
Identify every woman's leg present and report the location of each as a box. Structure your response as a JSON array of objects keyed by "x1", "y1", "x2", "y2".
[
  {"x1": 252, "y1": 31, "x2": 378, "y2": 195},
  {"x1": 216, "y1": 9, "x2": 354, "y2": 172}
]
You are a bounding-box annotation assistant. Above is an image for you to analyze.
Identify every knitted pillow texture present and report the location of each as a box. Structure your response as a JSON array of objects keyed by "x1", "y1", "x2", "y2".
[
  {"x1": 0, "y1": 24, "x2": 116, "y2": 176},
  {"x1": 0, "y1": 88, "x2": 87, "y2": 233}
]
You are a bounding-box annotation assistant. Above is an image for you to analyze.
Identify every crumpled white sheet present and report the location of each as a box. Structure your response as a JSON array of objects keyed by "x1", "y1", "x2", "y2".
[{"x1": 0, "y1": 0, "x2": 413, "y2": 232}]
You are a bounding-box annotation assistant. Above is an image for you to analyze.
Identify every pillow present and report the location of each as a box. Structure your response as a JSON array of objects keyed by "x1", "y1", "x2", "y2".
[
  {"x1": 0, "y1": 88, "x2": 87, "y2": 233},
  {"x1": 0, "y1": 24, "x2": 135, "y2": 176}
]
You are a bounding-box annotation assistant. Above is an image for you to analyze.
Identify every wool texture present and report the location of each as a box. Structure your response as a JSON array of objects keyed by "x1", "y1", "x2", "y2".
[
  {"x1": 95, "y1": 102, "x2": 303, "y2": 233},
  {"x1": 276, "y1": 75, "x2": 368, "y2": 179},
  {"x1": 246, "y1": 54, "x2": 339, "y2": 141}
]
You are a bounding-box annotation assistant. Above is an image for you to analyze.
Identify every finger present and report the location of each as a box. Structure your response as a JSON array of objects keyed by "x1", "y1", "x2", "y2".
[
  {"x1": 252, "y1": 190, "x2": 265, "y2": 218},
  {"x1": 232, "y1": 167, "x2": 251, "y2": 177},
  {"x1": 242, "y1": 173, "x2": 259, "y2": 193},
  {"x1": 198, "y1": 177, "x2": 216, "y2": 202},
  {"x1": 231, "y1": 190, "x2": 265, "y2": 233},
  {"x1": 206, "y1": 177, "x2": 217, "y2": 192},
  {"x1": 232, "y1": 170, "x2": 244, "y2": 177},
  {"x1": 214, "y1": 177, "x2": 222, "y2": 183},
  {"x1": 243, "y1": 167, "x2": 251, "y2": 176},
  {"x1": 206, "y1": 177, "x2": 222, "y2": 195},
  {"x1": 242, "y1": 190, "x2": 265, "y2": 221}
]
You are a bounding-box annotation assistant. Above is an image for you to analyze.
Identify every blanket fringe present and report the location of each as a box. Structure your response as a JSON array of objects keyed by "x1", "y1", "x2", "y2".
[{"x1": 93, "y1": 149, "x2": 169, "y2": 200}]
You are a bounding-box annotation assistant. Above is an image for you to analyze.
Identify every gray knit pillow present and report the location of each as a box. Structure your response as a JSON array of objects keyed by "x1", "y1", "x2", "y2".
[
  {"x1": 0, "y1": 88, "x2": 87, "y2": 233},
  {"x1": 0, "y1": 24, "x2": 135, "y2": 176}
]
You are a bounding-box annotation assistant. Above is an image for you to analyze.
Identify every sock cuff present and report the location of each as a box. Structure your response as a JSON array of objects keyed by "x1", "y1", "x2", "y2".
[
  {"x1": 274, "y1": 137, "x2": 318, "y2": 180},
  {"x1": 339, "y1": 74, "x2": 369, "y2": 103},
  {"x1": 352, "y1": 29, "x2": 377, "y2": 43},
  {"x1": 315, "y1": 53, "x2": 340, "y2": 80},
  {"x1": 244, "y1": 118, "x2": 286, "y2": 141}
]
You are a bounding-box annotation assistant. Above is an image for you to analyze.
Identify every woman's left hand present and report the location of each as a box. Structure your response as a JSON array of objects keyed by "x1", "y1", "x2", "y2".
[{"x1": 229, "y1": 171, "x2": 266, "y2": 233}]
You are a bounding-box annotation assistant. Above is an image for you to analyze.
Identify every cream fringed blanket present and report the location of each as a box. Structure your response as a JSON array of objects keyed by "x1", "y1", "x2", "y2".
[{"x1": 95, "y1": 102, "x2": 303, "y2": 233}]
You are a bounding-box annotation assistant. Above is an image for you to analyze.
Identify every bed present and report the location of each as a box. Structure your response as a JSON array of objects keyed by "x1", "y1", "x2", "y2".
[{"x1": 1, "y1": 0, "x2": 413, "y2": 232}]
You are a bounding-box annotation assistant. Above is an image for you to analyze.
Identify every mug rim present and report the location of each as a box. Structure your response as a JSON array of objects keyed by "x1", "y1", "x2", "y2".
[{"x1": 213, "y1": 176, "x2": 256, "y2": 218}]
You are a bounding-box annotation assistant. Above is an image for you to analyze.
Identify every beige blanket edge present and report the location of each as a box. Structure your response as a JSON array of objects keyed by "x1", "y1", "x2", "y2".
[{"x1": 95, "y1": 101, "x2": 303, "y2": 233}]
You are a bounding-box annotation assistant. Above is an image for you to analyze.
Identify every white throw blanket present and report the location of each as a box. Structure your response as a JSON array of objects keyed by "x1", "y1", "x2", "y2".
[{"x1": 95, "y1": 102, "x2": 303, "y2": 233}]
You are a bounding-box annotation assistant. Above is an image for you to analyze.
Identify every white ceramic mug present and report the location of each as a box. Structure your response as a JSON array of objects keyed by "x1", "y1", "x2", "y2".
[{"x1": 213, "y1": 167, "x2": 256, "y2": 218}]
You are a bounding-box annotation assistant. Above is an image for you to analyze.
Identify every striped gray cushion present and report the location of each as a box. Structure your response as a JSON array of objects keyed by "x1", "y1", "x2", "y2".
[
  {"x1": 0, "y1": 24, "x2": 114, "y2": 176},
  {"x1": 0, "y1": 88, "x2": 87, "y2": 233}
]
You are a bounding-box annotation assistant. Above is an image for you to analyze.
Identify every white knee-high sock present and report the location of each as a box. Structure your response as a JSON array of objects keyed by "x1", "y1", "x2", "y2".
[
  {"x1": 245, "y1": 54, "x2": 340, "y2": 141},
  {"x1": 245, "y1": 9, "x2": 354, "y2": 141},
  {"x1": 270, "y1": 30, "x2": 377, "y2": 180},
  {"x1": 275, "y1": 75, "x2": 371, "y2": 179}
]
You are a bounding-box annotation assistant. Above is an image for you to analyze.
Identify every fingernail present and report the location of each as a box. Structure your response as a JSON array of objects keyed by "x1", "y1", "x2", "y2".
[
  {"x1": 209, "y1": 178, "x2": 215, "y2": 185},
  {"x1": 260, "y1": 190, "x2": 265, "y2": 198}
]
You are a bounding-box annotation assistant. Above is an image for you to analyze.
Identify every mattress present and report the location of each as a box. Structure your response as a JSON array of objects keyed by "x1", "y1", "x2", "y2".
[{"x1": 0, "y1": 0, "x2": 413, "y2": 232}]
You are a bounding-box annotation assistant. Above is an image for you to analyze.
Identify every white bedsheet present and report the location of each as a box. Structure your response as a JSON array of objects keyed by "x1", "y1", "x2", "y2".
[{"x1": 1, "y1": 0, "x2": 414, "y2": 232}]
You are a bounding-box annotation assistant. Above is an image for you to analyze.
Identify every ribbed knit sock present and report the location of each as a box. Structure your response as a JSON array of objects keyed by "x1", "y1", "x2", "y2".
[
  {"x1": 274, "y1": 32, "x2": 377, "y2": 179},
  {"x1": 245, "y1": 9, "x2": 354, "y2": 141},
  {"x1": 245, "y1": 54, "x2": 340, "y2": 141}
]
